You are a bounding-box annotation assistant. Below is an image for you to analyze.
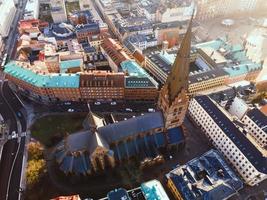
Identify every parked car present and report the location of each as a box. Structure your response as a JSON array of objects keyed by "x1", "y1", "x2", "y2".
[
  {"x1": 94, "y1": 101, "x2": 101, "y2": 105},
  {"x1": 110, "y1": 101, "x2": 117, "y2": 105},
  {"x1": 68, "y1": 108, "x2": 74, "y2": 112},
  {"x1": 125, "y1": 108, "x2": 133, "y2": 112},
  {"x1": 148, "y1": 108, "x2": 155, "y2": 112}
]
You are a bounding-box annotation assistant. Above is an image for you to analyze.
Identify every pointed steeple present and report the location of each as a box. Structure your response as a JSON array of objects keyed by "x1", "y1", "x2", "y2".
[{"x1": 165, "y1": 14, "x2": 192, "y2": 102}]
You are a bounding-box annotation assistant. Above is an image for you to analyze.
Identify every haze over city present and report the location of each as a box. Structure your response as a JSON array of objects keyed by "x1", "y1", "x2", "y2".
[{"x1": 0, "y1": 0, "x2": 266, "y2": 200}]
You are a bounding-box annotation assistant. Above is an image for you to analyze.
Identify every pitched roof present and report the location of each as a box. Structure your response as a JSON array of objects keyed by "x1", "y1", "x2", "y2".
[{"x1": 98, "y1": 112, "x2": 164, "y2": 143}]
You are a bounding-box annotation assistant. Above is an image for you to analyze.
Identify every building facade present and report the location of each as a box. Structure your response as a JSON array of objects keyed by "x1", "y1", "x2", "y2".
[
  {"x1": 242, "y1": 109, "x2": 267, "y2": 148},
  {"x1": 166, "y1": 149, "x2": 243, "y2": 200},
  {"x1": 50, "y1": 0, "x2": 67, "y2": 23},
  {"x1": 0, "y1": 0, "x2": 16, "y2": 37},
  {"x1": 188, "y1": 95, "x2": 267, "y2": 186}
]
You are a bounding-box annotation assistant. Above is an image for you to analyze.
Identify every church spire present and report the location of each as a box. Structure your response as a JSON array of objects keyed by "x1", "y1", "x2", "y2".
[
  {"x1": 166, "y1": 14, "x2": 192, "y2": 102},
  {"x1": 158, "y1": 14, "x2": 193, "y2": 129}
]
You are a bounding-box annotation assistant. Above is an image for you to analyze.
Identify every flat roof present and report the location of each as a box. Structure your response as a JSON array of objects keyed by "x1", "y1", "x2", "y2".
[{"x1": 141, "y1": 179, "x2": 169, "y2": 200}]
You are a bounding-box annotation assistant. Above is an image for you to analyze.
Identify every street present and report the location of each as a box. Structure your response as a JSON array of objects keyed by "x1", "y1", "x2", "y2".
[{"x1": 0, "y1": 76, "x2": 27, "y2": 200}]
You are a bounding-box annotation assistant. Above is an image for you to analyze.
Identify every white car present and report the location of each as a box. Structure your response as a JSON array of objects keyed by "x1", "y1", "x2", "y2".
[
  {"x1": 148, "y1": 108, "x2": 155, "y2": 112},
  {"x1": 11, "y1": 131, "x2": 17, "y2": 139},
  {"x1": 110, "y1": 101, "x2": 117, "y2": 105},
  {"x1": 125, "y1": 108, "x2": 133, "y2": 112},
  {"x1": 94, "y1": 101, "x2": 101, "y2": 105},
  {"x1": 68, "y1": 108, "x2": 74, "y2": 112},
  {"x1": 64, "y1": 102, "x2": 71, "y2": 105}
]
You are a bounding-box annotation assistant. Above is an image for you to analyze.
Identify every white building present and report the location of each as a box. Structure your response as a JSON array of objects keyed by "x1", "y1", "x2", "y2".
[
  {"x1": 24, "y1": 0, "x2": 40, "y2": 20},
  {"x1": 188, "y1": 95, "x2": 267, "y2": 186},
  {"x1": 159, "y1": 1, "x2": 195, "y2": 23},
  {"x1": 50, "y1": 0, "x2": 67, "y2": 23},
  {"x1": 246, "y1": 28, "x2": 267, "y2": 64},
  {"x1": 0, "y1": 0, "x2": 16, "y2": 37},
  {"x1": 227, "y1": 97, "x2": 249, "y2": 120},
  {"x1": 242, "y1": 108, "x2": 267, "y2": 148}
]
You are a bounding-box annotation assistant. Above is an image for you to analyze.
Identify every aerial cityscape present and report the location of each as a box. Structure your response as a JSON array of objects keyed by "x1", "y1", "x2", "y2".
[{"x1": 0, "y1": 0, "x2": 266, "y2": 200}]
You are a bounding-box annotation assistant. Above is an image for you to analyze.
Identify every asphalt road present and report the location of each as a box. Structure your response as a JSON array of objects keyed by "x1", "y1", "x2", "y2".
[{"x1": 0, "y1": 80, "x2": 27, "y2": 200}]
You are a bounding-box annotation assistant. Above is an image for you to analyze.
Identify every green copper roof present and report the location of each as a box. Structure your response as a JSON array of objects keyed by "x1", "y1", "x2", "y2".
[
  {"x1": 223, "y1": 63, "x2": 261, "y2": 77},
  {"x1": 4, "y1": 62, "x2": 80, "y2": 88},
  {"x1": 59, "y1": 59, "x2": 82, "y2": 73},
  {"x1": 120, "y1": 60, "x2": 158, "y2": 88},
  {"x1": 158, "y1": 52, "x2": 176, "y2": 65},
  {"x1": 121, "y1": 60, "x2": 150, "y2": 77}
]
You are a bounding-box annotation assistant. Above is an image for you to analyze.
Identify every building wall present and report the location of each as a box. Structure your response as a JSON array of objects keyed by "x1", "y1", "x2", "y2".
[
  {"x1": 79, "y1": 72, "x2": 125, "y2": 101},
  {"x1": 50, "y1": 0, "x2": 67, "y2": 23},
  {"x1": 52, "y1": 88, "x2": 81, "y2": 101},
  {"x1": 242, "y1": 115, "x2": 267, "y2": 148},
  {"x1": 0, "y1": 0, "x2": 16, "y2": 37},
  {"x1": 188, "y1": 98, "x2": 267, "y2": 186},
  {"x1": 158, "y1": 86, "x2": 189, "y2": 129},
  {"x1": 145, "y1": 56, "x2": 228, "y2": 96},
  {"x1": 189, "y1": 75, "x2": 227, "y2": 95},
  {"x1": 167, "y1": 178, "x2": 184, "y2": 200},
  {"x1": 125, "y1": 87, "x2": 158, "y2": 102}
]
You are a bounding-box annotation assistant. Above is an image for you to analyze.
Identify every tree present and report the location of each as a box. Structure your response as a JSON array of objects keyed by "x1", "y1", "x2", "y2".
[
  {"x1": 28, "y1": 142, "x2": 43, "y2": 160},
  {"x1": 26, "y1": 159, "x2": 46, "y2": 188}
]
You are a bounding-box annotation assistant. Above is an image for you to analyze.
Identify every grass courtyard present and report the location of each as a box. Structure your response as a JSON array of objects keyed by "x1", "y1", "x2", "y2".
[
  {"x1": 65, "y1": 1, "x2": 80, "y2": 14},
  {"x1": 31, "y1": 113, "x2": 86, "y2": 147}
]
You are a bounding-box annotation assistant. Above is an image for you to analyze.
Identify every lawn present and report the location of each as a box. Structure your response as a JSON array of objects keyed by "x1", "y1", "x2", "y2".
[
  {"x1": 31, "y1": 114, "x2": 86, "y2": 147},
  {"x1": 65, "y1": 1, "x2": 80, "y2": 14}
]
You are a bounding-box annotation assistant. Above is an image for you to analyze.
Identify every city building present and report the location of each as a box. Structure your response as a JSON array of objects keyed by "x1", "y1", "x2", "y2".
[
  {"x1": 18, "y1": 19, "x2": 49, "y2": 35},
  {"x1": 102, "y1": 179, "x2": 169, "y2": 200},
  {"x1": 121, "y1": 60, "x2": 158, "y2": 102},
  {"x1": 50, "y1": 0, "x2": 67, "y2": 23},
  {"x1": 166, "y1": 149, "x2": 243, "y2": 200},
  {"x1": 79, "y1": 70, "x2": 125, "y2": 102},
  {"x1": 107, "y1": 188, "x2": 131, "y2": 200},
  {"x1": 137, "y1": 0, "x2": 195, "y2": 23},
  {"x1": 196, "y1": 0, "x2": 259, "y2": 21},
  {"x1": 242, "y1": 108, "x2": 267, "y2": 148},
  {"x1": 145, "y1": 38, "x2": 262, "y2": 95},
  {"x1": 51, "y1": 195, "x2": 81, "y2": 200},
  {"x1": 245, "y1": 27, "x2": 267, "y2": 64},
  {"x1": 100, "y1": 37, "x2": 133, "y2": 72},
  {"x1": 75, "y1": 22, "x2": 100, "y2": 43},
  {"x1": 53, "y1": 16, "x2": 193, "y2": 175},
  {"x1": 24, "y1": 0, "x2": 40, "y2": 20},
  {"x1": 0, "y1": 0, "x2": 16, "y2": 37},
  {"x1": 188, "y1": 95, "x2": 267, "y2": 186},
  {"x1": 141, "y1": 179, "x2": 169, "y2": 200}
]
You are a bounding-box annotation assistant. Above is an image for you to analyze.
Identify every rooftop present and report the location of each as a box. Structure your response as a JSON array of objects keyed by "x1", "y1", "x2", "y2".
[
  {"x1": 195, "y1": 95, "x2": 267, "y2": 174},
  {"x1": 141, "y1": 179, "x2": 170, "y2": 200},
  {"x1": 59, "y1": 59, "x2": 82, "y2": 73},
  {"x1": 4, "y1": 62, "x2": 80, "y2": 88},
  {"x1": 107, "y1": 188, "x2": 131, "y2": 200},
  {"x1": 166, "y1": 149, "x2": 243, "y2": 200},
  {"x1": 120, "y1": 60, "x2": 158, "y2": 88}
]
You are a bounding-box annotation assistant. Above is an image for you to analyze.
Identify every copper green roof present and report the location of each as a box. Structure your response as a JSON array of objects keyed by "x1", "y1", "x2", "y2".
[
  {"x1": 59, "y1": 59, "x2": 82, "y2": 73},
  {"x1": 4, "y1": 61, "x2": 80, "y2": 88},
  {"x1": 121, "y1": 60, "x2": 158, "y2": 88}
]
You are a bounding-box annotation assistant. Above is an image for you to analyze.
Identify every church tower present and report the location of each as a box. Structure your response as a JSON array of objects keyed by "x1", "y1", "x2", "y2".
[{"x1": 158, "y1": 16, "x2": 192, "y2": 129}]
